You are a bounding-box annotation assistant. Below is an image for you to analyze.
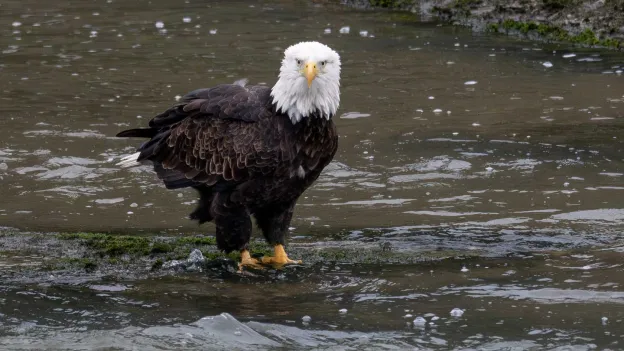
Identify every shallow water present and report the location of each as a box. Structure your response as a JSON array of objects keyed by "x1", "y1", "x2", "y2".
[
  {"x1": 1, "y1": 250, "x2": 624, "y2": 350},
  {"x1": 1, "y1": 0, "x2": 624, "y2": 349}
]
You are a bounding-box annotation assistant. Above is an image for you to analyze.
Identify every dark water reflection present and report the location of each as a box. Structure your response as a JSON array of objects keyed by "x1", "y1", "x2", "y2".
[{"x1": 1, "y1": 0, "x2": 624, "y2": 349}]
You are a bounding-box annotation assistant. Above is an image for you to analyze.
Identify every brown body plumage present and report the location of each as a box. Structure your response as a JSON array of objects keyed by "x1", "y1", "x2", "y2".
[{"x1": 116, "y1": 83, "x2": 338, "y2": 254}]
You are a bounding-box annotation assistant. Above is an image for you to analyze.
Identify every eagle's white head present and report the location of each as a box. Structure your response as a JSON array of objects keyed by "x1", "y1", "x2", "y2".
[{"x1": 271, "y1": 41, "x2": 341, "y2": 124}]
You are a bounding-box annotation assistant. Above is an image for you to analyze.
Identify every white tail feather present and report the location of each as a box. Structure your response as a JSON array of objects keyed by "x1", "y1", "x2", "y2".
[
  {"x1": 116, "y1": 152, "x2": 142, "y2": 168},
  {"x1": 233, "y1": 78, "x2": 248, "y2": 87}
]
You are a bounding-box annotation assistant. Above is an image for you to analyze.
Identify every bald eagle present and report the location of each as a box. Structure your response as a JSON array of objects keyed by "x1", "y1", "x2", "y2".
[{"x1": 115, "y1": 41, "x2": 341, "y2": 269}]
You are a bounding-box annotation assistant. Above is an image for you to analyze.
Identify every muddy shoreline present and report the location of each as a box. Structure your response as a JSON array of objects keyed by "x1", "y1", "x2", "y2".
[{"x1": 341, "y1": 0, "x2": 624, "y2": 50}]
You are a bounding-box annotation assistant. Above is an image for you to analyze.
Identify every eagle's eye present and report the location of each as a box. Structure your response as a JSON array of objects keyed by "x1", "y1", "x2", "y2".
[
  {"x1": 296, "y1": 59, "x2": 302, "y2": 65},
  {"x1": 320, "y1": 61, "x2": 326, "y2": 66}
]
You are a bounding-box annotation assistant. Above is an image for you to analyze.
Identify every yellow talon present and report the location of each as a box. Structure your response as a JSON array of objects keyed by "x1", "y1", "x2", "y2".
[
  {"x1": 261, "y1": 244, "x2": 302, "y2": 266},
  {"x1": 238, "y1": 249, "x2": 264, "y2": 271}
]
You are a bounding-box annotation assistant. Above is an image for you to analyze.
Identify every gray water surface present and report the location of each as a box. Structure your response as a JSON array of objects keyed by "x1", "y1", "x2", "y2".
[{"x1": 1, "y1": 0, "x2": 624, "y2": 349}]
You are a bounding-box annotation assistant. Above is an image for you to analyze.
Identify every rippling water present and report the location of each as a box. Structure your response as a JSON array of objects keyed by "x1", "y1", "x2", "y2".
[
  {"x1": 1, "y1": 0, "x2": 624, "y2": 349},
  {"x1": 1, "y1": 250, "x2": 624, "y2": 350},
  {"x1": 1, "y1": 0, "x2": 623, "y2": 238}
]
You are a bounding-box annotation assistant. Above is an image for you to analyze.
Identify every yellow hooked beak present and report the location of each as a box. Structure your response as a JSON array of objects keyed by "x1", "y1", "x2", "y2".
[{"x1": 304, "y1": 61, "x2": 318, "y2": 88}]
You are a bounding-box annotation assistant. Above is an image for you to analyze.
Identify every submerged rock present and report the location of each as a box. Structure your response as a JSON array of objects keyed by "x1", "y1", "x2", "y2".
[
  {"x1": 162, "y1": 259, "x2": 184, "y2": 270},
  {"x1": 450, "y1": 308, "x2": 465, "y2": 317},
  {"x1": 186, "y1": 249, "x2": 206, "y2": 272},
  {"x1": 413, "y1": 316, "x2": 427, "y2": 327},
  {"x1": 162, "y1": 249, "x2": 206, "y2": 272}
]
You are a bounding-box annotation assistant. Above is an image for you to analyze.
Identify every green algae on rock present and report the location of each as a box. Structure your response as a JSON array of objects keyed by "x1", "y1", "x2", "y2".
[
  {"x1": 491, "y1": 19, "x2": 621, "y2": 48},
  {"x1": 340, "y1": 0, "x2": 624, "y2": 50},
  {"x1": 0, "y1": 230, "x2": 476, "y2": 283}
]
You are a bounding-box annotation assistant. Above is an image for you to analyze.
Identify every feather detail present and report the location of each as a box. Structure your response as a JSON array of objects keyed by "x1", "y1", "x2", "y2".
[
  {"x1": 116, "y1": 152, "x2": 142, "y2": 168},
  {"x1": 270, "y1": 41, "x2": 341, "y2": 123}
]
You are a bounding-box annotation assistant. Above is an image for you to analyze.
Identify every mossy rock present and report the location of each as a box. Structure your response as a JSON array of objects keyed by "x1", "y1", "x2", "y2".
[
  {"x1": 454, "y1": 0, "x2": 483, "y2": 12},
  {"x1": 151, "y1": 259, "x2": 164, "y2": 271},
  {"x1": 150, "y1": 242, "x2": 174, "y2": 255},
  {"x1": 495, "y1": 19, "x2": 620, "y2": 48},
  {"x1": 59, "y1": 233, "x2": 151, "y2": 257},
  {"x1": 56, "y1": 257, "x2": 98, "y2": 272},
  {"x1": 368, "y1": 0, "x2": 414, "y2": 8},
  {"x1": 174, "y1": 236, "x2": 217, "y2": 246},
  {"x1": 541, "y1": 0, "x2": 577, "y2": 10}
]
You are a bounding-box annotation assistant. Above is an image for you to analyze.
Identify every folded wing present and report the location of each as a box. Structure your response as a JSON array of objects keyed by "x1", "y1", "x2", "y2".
[{"x1": 116, "y1": 84, "x2": 293, "y2": 189}]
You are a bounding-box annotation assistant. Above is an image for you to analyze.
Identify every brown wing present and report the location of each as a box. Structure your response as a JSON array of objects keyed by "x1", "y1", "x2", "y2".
[
  {"x1": 148, "y1": 84, "x2": 275, "y2": 128},
  {"x1": 155, "y1": 116, "x2": 287, "y2": 186},
  {"x1": 117, "y1": 84, "x2": 294, "y2": 189}
]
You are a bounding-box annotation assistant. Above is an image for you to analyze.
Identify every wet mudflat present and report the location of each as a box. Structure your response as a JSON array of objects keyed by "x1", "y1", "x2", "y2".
[{"x1": 1, "y1": 0, "x2": 624, "y2": 349}]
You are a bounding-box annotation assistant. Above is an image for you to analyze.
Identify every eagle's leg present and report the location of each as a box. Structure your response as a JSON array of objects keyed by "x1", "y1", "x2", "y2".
[
  {"x1": 213, "y1": 204, "x2": 263, "y2": 270},
  {"x1": 254, "y1": 203, "x2": 302, "y2": 266}
]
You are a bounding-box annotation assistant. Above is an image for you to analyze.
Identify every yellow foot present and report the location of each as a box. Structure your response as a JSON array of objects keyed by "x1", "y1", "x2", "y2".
[
  {"x1": 237, "y1": 250, "x2": 264, "y2": 271},
  {"x1": 261, "y1": 244, "x2": 302, "y2": 267}
]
